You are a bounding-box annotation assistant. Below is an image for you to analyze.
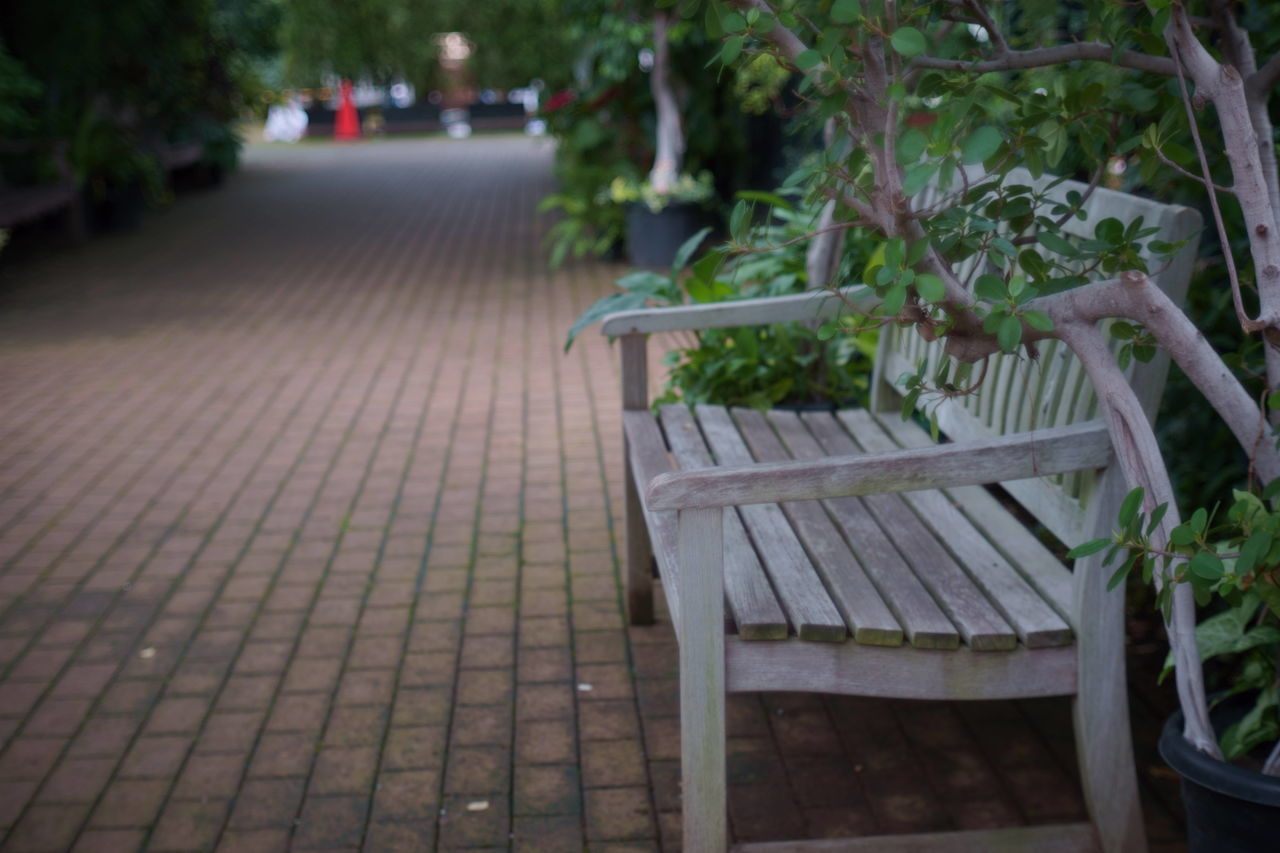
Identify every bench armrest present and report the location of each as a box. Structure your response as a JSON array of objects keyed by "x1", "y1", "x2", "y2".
[
  {"x1": 645, "y1": 421, "x2": 1112, "y2": 510},
  {"x1": 600, "y1": 286, "x2": 875, "y2": 336}
]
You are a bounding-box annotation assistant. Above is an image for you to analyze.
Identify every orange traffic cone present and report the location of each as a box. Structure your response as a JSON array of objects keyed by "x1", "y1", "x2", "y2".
[{"x1": 335, "y1": 80, "x2": 360, "y2": 141}]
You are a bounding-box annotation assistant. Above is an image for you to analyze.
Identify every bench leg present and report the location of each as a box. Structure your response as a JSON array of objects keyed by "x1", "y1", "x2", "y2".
[
  {"x1": 624, "y1": 449, "x2": 654, "y2": 625},
  {"x1": 678, "y1": 508, "x2": 727, "y2": 852}
]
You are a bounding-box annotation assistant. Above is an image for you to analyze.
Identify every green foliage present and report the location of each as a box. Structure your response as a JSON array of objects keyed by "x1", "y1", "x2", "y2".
[
  {"x1": 542, "y1": 0, "x2": 792, "y2": 265},
  {"x1": 569, "y1": 197, "x2": 878, "y2": 410},
  {"x1": 1083, "y1": 485, "x2": 1280, "y2": 760},
  {"x1": 0, "y1": 0, "x2": 275, "y2": 196},
  {"x1": 0, "y1": 41, "x2": 41, "y2": 138}
]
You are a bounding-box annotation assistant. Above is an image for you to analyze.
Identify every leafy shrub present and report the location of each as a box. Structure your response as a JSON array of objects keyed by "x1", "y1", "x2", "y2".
[{"x1": 568, "y1": 198, "x2": 878, "y2": 410}]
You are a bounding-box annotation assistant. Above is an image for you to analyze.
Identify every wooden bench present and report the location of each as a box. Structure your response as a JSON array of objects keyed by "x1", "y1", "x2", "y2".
[
  {"x1": 0, "y1": 142, "x2": 85, "y2": 241},
  {"x1": 600, "y1": 175, "x2": 1201, "y2": 852}
]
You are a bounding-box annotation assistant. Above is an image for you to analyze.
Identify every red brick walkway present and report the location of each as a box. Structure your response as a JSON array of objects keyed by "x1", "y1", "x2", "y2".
[{"x1": 0, "y1": 137, "x2": 1184, "y2": 851}]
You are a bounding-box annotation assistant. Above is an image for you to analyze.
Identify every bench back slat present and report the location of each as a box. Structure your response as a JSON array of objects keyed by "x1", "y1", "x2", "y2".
[{"x1": 871, "y1": 171, "x2": 1202, "y2": 544}]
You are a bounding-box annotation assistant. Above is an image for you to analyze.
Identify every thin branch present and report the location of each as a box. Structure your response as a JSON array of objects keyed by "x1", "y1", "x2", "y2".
[
  {"x1": 912, "y1": 42, "x2": 1176, "y2": 77},
  {"x1": 1168, "y1": 26, "x2": 1258, "y2": 333},
  {"x1": 734, "y1": 219, "x2": 866, "y2": 255},
  {"x1": 961, "y1": 0, "x2": 1009, "y2": 55},
  {"x1": 1152, "y1": 145, "x2": 1236, "y2": 195}
]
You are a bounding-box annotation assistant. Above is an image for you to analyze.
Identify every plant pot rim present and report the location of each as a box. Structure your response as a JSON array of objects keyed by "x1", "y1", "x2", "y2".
[{"x1": 1159, "y1": 702, "x2": 1280, "y2": 807}]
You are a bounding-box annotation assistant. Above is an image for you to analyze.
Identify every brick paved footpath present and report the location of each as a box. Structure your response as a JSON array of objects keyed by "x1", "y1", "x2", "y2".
[{"x1": 0, "y1": 136, "x2": 1185, "y2": 851}]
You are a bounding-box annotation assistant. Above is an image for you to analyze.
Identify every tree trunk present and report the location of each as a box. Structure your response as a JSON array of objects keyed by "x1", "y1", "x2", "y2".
[{"x1": 649, "y1": 11, "x2": 684, "y2": 195}]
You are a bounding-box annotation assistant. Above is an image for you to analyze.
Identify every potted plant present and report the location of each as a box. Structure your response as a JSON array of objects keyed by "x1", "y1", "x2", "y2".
[
  {"x1": 1076, "y1": 486, "x2": 1280, "y2": 850},
  {"x1": 609, "y1": 170, "x2": 716, "y2": 267},
  {"x1": 620, "y1": 8, "x2": 719, "y2": 267}
]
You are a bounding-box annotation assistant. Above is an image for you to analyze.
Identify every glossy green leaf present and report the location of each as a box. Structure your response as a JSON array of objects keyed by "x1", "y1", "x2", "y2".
[
  {"x1": 890, "y1": 27, "x2": 927, "y2": 57},
  {"x1": 960, "y1": 126, "x2": 1002, "y2": 164},
  {"x1": 997, "y1": 314, "x2": 1022, "y2": 353},
  {"x1": 1066, "y1": 538, "x2": 1111, "y2": 559},
  {"x1": 896, "y1": 129, "x2": 928, "y2": 165},
  {"x1": 915, "y1": 273, "x2": 945, "y2": 302},
  {"x1": 1023, "y1": 310, "x2": 1053, "y2": 331},
  {"x1": 1036, "y1": 231, "x2": 1078, "y2": 257},
  {"x1": 831, "y1": 0, "x2": 861, "y2": 24},
  {"x1": 1118, "y1": 486, "x2": 1145, "y2": 527},
  {"x1": 974, "y1": 274, "x2": 1005, "y2": 302},
  {"x1": 1188, "y1": 550, "x2": 1225, "y2": 580},
  {"x1": 796, "y1": 49, "x2": 821, "y2": 70},
  {"x1": 721, "y1": 36, "x2": 744, "y2": 65}
]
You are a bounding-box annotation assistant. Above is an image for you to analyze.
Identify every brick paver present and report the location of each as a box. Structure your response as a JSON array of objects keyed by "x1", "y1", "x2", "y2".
[{"x1": 0, "y1": 136, "x2": 1184, "y2": 851}]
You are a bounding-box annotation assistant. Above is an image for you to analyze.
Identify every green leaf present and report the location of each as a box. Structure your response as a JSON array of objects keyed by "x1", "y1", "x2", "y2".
[
  {"x1": 564, "y1": 291, "x2": 651, "y2": 352},
  {"x1": 1169, "y1": 523, "x2": 1196, "y2": 547},
  {"x1": 1146, "y1": 502, "x2": 1168, "y2": 536},
  {"x1": 734, "y1": 190, "x2": 793, "y2": 210},
  {"x1": 915, "y1": 273, "x2": 945, "y2": 302},
  {"x1": 960, "y1": 126, "x2": 1002, "y2": 164},
  {"x1": 997, "y1": 314, "x2": 1022, "y2": 353},
  {"x1": 729, "y1": 201, "x2": 749, "y2": 241},
  {"x1": 1221, "y1": 687, "x2": 1280, "y2": 761},
  {"x1": 796, "y1": 49, "x2": 822, "y2": 70},
  {"x1": 831, "y1": 0, "x2": 861, "y2": 24},
  {"x1": 974, "y1": 274, "x2": 1005, "y2": 302},
  {"x1": 901, "y1": 161, "x2": 938, "y2": 196},
  {"x1": 1118, "y1": 487, "x2": 1144, "y2": 527},
  {"x1": 882, "y1": 283, "x2": 908, "y2": 315},
  {"x1": 1023, "y1": 310, "x2": 1053, "y2": 332},
  {"x1": 1067, "y1": 538, "x2": 1111, "y2": 559},
  {"x1": 1036, "y1": 231, "x2": 1079, "y2": 257},
  {"x1": 721, "y1": 36, "x2": 744, "y2": 65},
  {"x1": 1106, "y1": 559, "x2": 1133, "y2": 591},
  {"x1": 1190, "y1": 506, "x2": 1208, "y2": 534},
  {"x1": 896, "y1": 129, "x2": 928, "y2": 165},
  {"x1": 1188, "y1": 550, "x2": 1225, "y2": 580},
  {"x1": 890, "y1": 26, "x2": 927, "y2": 57},
  {"x1": 1238, "y1": 530, "x2": 1274, "y2": 577},
  {"x1": 722, "y1": 10, "x2": 746, "y2": 32},
  {"x1": 690, "y1": 249, "x2": 725, "y2": 286},
  {"x1": 671, "y1": 227, "x2": 713, "y2": 276}
]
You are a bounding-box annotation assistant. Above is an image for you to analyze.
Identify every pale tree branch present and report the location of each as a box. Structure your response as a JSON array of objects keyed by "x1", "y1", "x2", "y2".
[
  {"x1": 1164, "y1": 8, "x2": 1280, "y2": 398},
  {"x1": 932, "y1": 272, "x2": 1280, "y2": 484},
  {"x1": 1167, "y1": 27, "x2": 1254, "y2": 333},
  {"x1": 1055, "y1": 321, "x2": 1219, "y2": 759},
  {"x1": 648, "y1": 11, "x2": 684, "y2": 193}
]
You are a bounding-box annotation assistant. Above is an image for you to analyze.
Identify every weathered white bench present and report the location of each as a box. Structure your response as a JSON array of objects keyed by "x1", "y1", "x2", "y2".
[
  {"x1": 600, "y1": 175, "x2": 1201, "y2": 852},
  {"x1": 0, "y1": 142, "x2": 85, "y2": 241}
]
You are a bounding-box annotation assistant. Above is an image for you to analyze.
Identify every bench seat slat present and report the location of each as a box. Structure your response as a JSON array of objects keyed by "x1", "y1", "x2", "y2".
[
  {"x1": 622, "y1": 410, "x2": 683, "y2": 640},
  {"x1": 696, "y1": 405, "x2": 847, "y2": 642},
  {"x1": 873, "y1": 413, "x2": 1078, "y2": 624},
  {"x1": 658, "y1": 405, "x2": 787, "y2": 640},
  {"x1": 841, "y1": 410, "x2": 1074, "y2": 648},
  {"x1": 766, "y1": 410, "x2": 961, "y2": 649},
  {"x1": 732, "y1": 408, "x2": 903, "y2": 646},
  {"x1": 801, "y1": 412, "x2": 1018, "y2": 651}
]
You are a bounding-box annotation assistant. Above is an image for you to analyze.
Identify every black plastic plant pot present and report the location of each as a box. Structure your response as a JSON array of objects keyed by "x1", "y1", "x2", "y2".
[
  {"x1": 1159, "y1": 697, "x2": 1280, "y2": 853},
  {"x1": 625, "y1": 202, "x2": 704, "y2": 269}
]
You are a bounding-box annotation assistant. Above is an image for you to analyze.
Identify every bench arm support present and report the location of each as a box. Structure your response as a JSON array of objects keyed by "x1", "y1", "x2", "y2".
[
  {"x1": 646, "y1": 421, "x2": 1112, "y2": 510},
  {"x1": 601, "y1": 286, "x2": 876, "y2": 336}
]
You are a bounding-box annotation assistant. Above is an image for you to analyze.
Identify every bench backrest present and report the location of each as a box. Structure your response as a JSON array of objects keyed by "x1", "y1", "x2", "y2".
[{"x1": 871, "y1": 170, "x2": 1202, "y2": 545}]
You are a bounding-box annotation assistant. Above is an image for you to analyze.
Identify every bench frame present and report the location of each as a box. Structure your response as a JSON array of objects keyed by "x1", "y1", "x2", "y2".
[{"x1": 602, "y1": 176, "x2": 1201, "y2": 852}]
